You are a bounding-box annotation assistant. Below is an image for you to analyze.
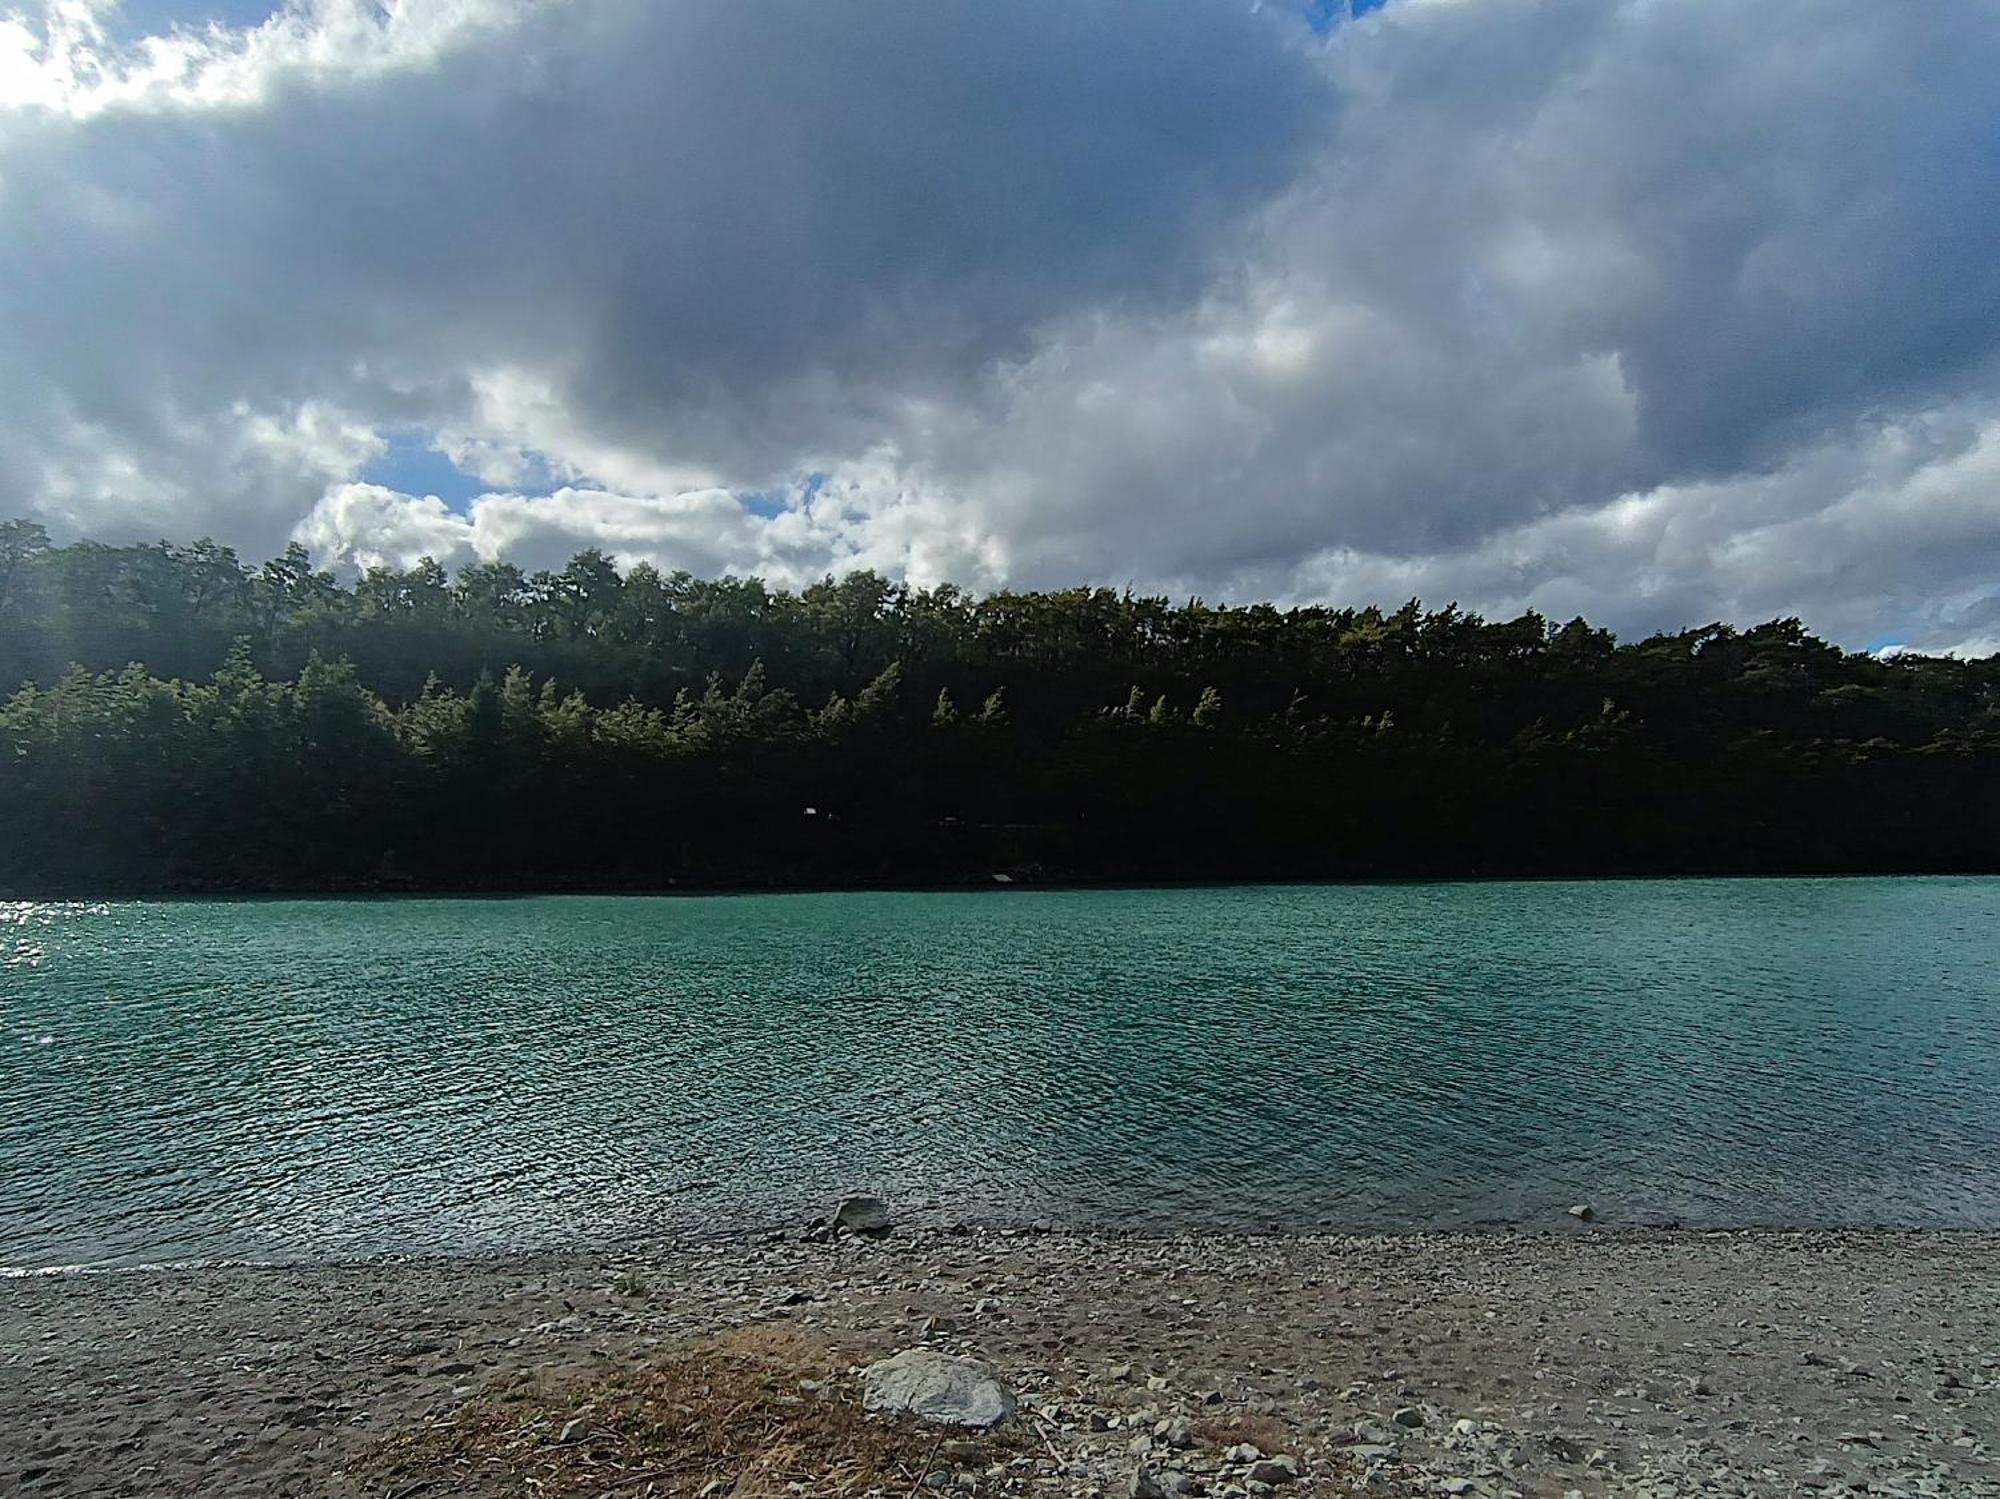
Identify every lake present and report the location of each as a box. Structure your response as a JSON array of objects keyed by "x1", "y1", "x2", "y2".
[{"x1": 2, "y1": 879, "x2": 1997, "y2": 1269}]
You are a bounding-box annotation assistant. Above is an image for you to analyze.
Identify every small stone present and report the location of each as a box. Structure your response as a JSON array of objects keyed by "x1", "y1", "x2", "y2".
[
  {"x1": 1132, "y1": 1470, "x2": 1197, "y2": 1499},
  {"x1": 940, "y1": 1439, "x2": 983, "y2": 1465},
  {"x1": 556, "y1": 1417, "x2": 587, "y2": 1445},
  {"x1": 1439, "y1": 1482, "x2": 1477, "y2": 1497},
  {"x1": 1567, "y1": 1203, "x2": 1594, "y2": 1221},
  {"x1": 1246, "y1": 1455, "x2": 1299, "y2": 1486},
  {"x1": 1223, "y1": 1444, "x2": 1263, "y2": 1465},
  {"x1": 1541, "y1": 1434, "x2": 1584, "y2": 1464},
  {"x1": 1393, "y1": 1406, "x2": 1427, "y2": 1430},
  {"x1": 1147, "y1": 1375, "x2": 1170, "y2": 1392},
  {"x1": 1160, "y1": 1416, "x2": 1194, "y2": 1450},
  {"x1": 1088, "y1": 1411, "x2": 1114, "y2": 1432},
  {"x1": 1129, "y1": 1433, "x2": 1156, "y2": 1458}
]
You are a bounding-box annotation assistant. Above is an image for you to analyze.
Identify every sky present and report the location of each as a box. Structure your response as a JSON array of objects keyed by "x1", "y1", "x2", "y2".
[{"x1": 1, "y1": 0, "x2": 1998, "y2": 653}]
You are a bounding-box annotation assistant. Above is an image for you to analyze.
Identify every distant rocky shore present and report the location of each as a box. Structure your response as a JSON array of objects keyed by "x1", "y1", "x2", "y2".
[{"x1": 2, "y1": 1225, "x2": 1996, "y2": 1497}]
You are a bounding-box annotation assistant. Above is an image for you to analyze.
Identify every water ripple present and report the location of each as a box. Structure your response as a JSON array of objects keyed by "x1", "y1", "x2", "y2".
[{"x1": 2, "y1": 879, "x2": 1999, "y2": 1267}]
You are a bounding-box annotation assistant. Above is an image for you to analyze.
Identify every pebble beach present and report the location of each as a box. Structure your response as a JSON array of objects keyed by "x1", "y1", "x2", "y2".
[{"x1": 4, "y1": 1227, "x2": 1997, "y2": 1497}]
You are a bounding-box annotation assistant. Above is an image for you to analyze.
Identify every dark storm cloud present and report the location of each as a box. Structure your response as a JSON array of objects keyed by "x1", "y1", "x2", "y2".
[
  {"x1": 897, "y1": 0, "x2": 2000, "y2": 635},
  {"x1": 2, "y1": 0, "x2": 1998, "y2": 648},
  {"x1": 0, "y1": 0, "x2": 1327, "y2": 549}
]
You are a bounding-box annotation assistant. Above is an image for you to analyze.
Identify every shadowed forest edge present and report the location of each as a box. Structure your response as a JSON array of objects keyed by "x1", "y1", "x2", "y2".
[{"x1": 1, "y1": 519, "x2": 1995, "y2": 893}]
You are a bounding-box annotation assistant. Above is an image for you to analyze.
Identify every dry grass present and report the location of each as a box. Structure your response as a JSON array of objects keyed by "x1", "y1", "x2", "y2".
[
  {"x1": 1189, "y1": 1409, "x2": 1291, "y2": 1457},
  {"x1": 361, "y1": 1325, "x2": 1025, "y2": 1499}
]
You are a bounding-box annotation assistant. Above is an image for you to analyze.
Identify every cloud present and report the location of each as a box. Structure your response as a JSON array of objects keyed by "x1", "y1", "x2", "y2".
[
  {"x1": 0, "y1": 0, "x2": 1323, "y2": 549},
  {"x1": 301, "y1": 482, "x2": 787, "y2": 579},
  {"x1": 1, "y1": 0, "x2": 1998, "y2": 645},
  {"x1": 922, "y1": 0, "x2": 2000, "y2": 618},
  {"x1": 298, "y1": 460, "x2": 1006, "y2": 588},
  {"x1": 1882, "y1": 587, "x2": 2000, "y2": 662},
  {"x1": 1274, "y1": 401, "x2": 2000, "y2": 648}
]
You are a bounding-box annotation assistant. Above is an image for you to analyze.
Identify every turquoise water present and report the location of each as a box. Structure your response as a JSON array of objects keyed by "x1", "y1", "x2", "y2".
[{"x1": 2, "y1": 880, "x2": 1997, "y2": 1269}]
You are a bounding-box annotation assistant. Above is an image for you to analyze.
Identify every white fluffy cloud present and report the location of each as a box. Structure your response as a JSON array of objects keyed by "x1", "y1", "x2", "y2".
[{"x1": 2, "y1": 0, "x2": 1998, "y2": 649}]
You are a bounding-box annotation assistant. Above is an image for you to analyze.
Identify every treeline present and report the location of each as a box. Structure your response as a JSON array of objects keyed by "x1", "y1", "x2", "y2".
[{"x1": 0, "y1": 517, "x2": 1996, "y2": 892}]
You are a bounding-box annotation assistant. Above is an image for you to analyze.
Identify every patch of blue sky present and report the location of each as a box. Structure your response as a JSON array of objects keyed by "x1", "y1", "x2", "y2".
[
  {"x1": 107, "y1": 0, "x2": 282, "y2": 40},
  {"x1": 1304, "y1": 0, "x2": 1389, "y2": 33},
  {"x1": 737, "y1": 471, "x2": 828, "y2": 520},
  {"x1": 359, "y1": 432, "x2": 491, "y2": 513},
  {"x1": 736, "y1": 492, "x2": 790, "y2": 520}
]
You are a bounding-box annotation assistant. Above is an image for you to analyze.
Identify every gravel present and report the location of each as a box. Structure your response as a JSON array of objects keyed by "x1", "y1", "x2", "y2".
[{"x1": 2, "y1": 1228, "x2": 1996, "y2": 1497}]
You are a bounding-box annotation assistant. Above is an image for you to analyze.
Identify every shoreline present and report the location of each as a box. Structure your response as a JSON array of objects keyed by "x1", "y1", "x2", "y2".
[
  {"x1": 5, "y1": 1226, "x2": 1996, "y2": 1496},
  {"x1": 7, "y1": 868, "x2": 1998, "y2": 903},
  {"x1": 7, "y1": 1219, "x2": 2000, "y2": 1279}
]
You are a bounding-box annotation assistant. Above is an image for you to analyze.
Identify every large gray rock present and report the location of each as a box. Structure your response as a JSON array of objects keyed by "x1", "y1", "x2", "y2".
[
  {"x1": 861, "y1": 1349, "x2": 1016, "y2": 1428},
  {"x1": 835, "y1": 1194, "x2": 894, "y2": 1236}
]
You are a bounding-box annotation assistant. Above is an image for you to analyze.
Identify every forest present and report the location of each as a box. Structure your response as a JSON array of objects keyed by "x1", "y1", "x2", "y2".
[{"x1": 0, "y1": 516, "x2": 1996, "y2": 893}]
